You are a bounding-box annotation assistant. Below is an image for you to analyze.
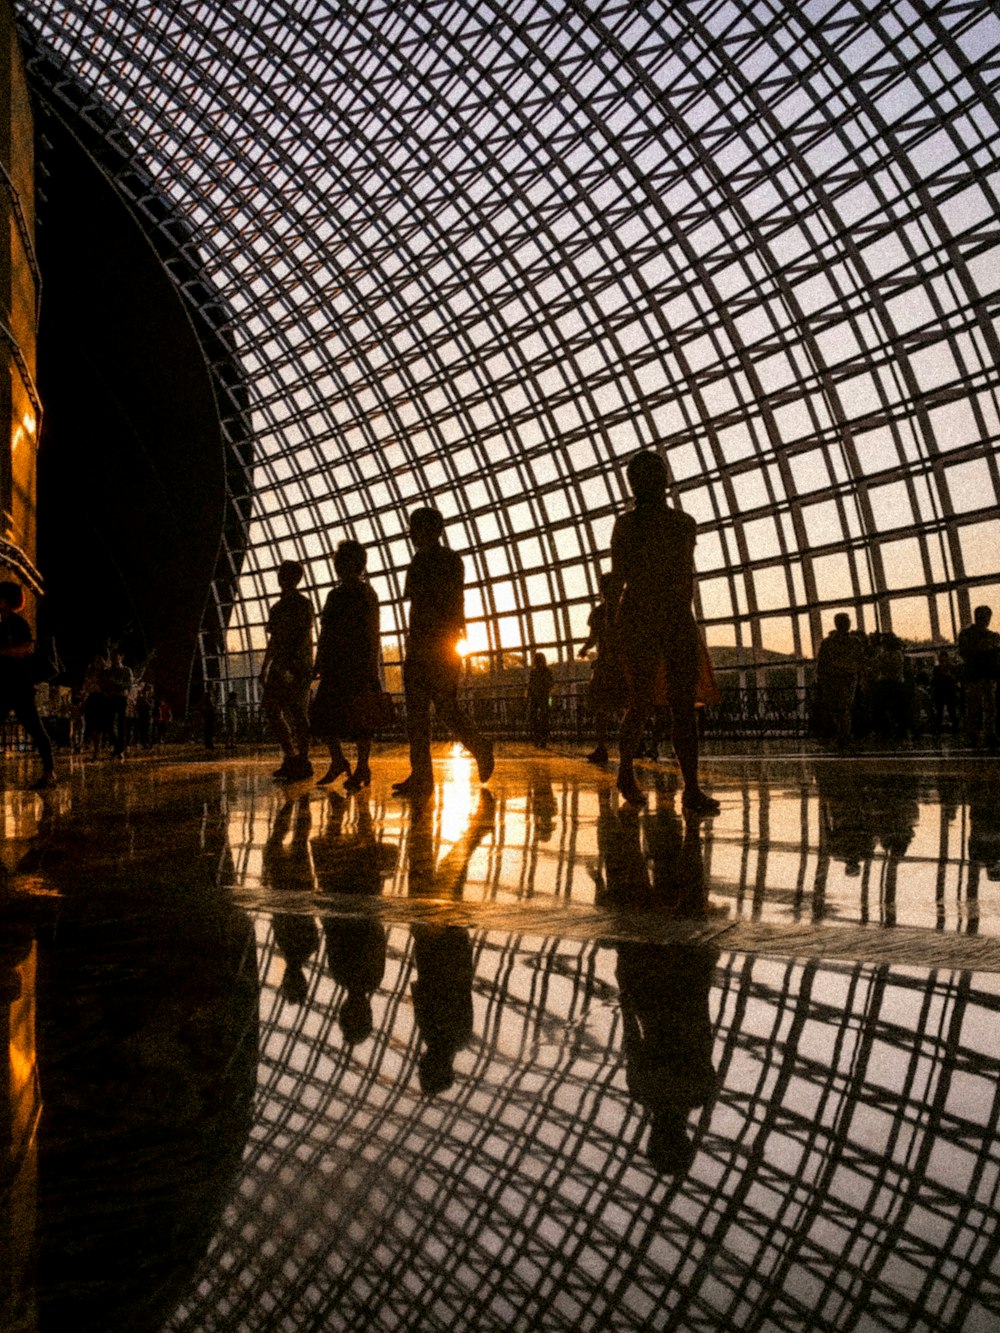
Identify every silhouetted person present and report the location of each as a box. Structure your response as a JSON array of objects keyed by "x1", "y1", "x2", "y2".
[
  {"x1": 392, "y1": 507, "x2": 494, "y2": 800},
  {"x1": 100, "y1": 649, "x2": 133, "y2": 761},
  {"x1": 313, "y1": 794, "x2": 397, "y2": 1044},
  {"x1": 607, "y1": 451, "x2": 718, "y2": 815},
  {"x1": 931, "y1": 651, "x2": 960, "y2": 736},
  {"x1": 578, "y1": 572, "x2": 623, "y2": 764},
  {"x1": 0, "y1": 581, "x2": 56, "y2": 788},
  {"x1": 816, "y1": 613, "x2": 864, "y2": 748},
  {"x1": 312, "y1": 539, "x2": 381, "y2": 791},
  {"x1": 958, "y1": 605, "x2": 999, "y2": 747},
  {"x1": 598, "y1": 786, "x2": 719, "y2": 1174},
  {"x1": 135, "y1": 681, "x2": 154, "y2": 749},
  {"x1": 224, "y1": 690, "x2": 240, "y2": 751},
  {"x1": 868, "y1": 633, "x2": 907, "y2": 742},
  {"x1": 408, "y1": 788, "x2": 495, "y2": 1092},
  {"x1": 261, "y1": 559, "x2": 314, "y2": 781},
  {"x1": 263, "y1": 794, "x2": 320, "y2": 1003},
  {"x1": 526, "y1": 651, "x2": 553, "y2": 747},
  {"x1": 202, "y1": 689, "x2": 217, "y2": 750}
]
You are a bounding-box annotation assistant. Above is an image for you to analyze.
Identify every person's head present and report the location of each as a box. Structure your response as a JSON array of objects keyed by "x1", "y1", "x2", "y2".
[
  {"x1": 974, "y1": 605, "x2": 992, "y2": 628},
  {"x1": 0, "y1": 580, "x2": 24, "y2": 614},
  {"x1": 626, "y1": 449, "x2": 668, "y2": 502},
  {"x1": 333, "y1": 538, "x2": 367, "y2": 581},
  {"x1": 277, "y1": 559, "x2": 305, "y2": 591},
  {"x1": 533, "y1": 652, "x2": 547, "y2": 669},
  {"x1": 598, "y1": 572, "x2": 614, "y2": 599},
  {"x1": 339, "y1": 992, "x2": 374, "y2": 1045},
  {"x1": 834, "y1": 613, "x2": 851, "y2": 633},
  {"x1": 408, "y1": 506, "x2": 444, "y2": 550}
]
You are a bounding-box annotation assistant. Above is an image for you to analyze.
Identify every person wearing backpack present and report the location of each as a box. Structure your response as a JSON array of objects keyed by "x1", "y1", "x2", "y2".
[{"x1": 0, "y1": 580, "x2": 57, "y2": 788}]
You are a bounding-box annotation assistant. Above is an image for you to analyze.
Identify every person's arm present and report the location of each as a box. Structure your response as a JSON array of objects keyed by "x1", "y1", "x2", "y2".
[
  {"x1": 605, "y1": 518, "x2": 627, "y2": 626},
  {"x1": 578, "y1": 606, "x2": 599, "y2": 658}
]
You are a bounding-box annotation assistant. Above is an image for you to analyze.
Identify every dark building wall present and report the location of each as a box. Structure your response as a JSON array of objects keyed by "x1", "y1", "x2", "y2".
[
  {"x1": 0, "y1": 0, "x2": 41, "y2": 618},
  {"x1": 33, "y1": 101, "x2": 230, "y2": 709}
]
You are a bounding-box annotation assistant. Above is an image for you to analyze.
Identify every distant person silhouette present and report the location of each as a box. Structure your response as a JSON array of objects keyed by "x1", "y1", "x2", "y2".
[
  {"x1": 313, "y1": 794, "x2": 397, "y2": 1045},
  {"x1": 930, "y1": 651, "x2": 960, "y2": 736},
  {"x1": 578, "y1": 572, "x2": 624, "y2": 764},
  {"x1": 263, "y1": 794, "x2": 320, "y2": 1004},
  {"x1": 100, "y1": 649, "x2": 133, "y2": 761},
  {"x1": 598, "y1": 783, "x2": 719, "y2": 1174},
  {"x1": 526, "y1": 651, "x2": 553, "y2": 747},
  {"x1": 958, "y1": 605, "x2": 999, "y2": 748},
  {"x1": 392, "y1": 507, "x2": 494, "y2": 800},
  {"x1": 816, "y1": 613, "x2": 865, "y2": 748},
  {"x1": 261, "y1": 559, "x2": 314, "y2": 781},
  {"x1": 0, "y1": 581, "x2": 57, "y2": 788},
  {"x1": 311, "y1": 539, "x2": 381, "y2": 791},
  {"x1": 408, "y1": 788, "x2": 495, "y2": 1092},
  {"x1": 606, "y1": 451, "x2": 718, "y2": 814}
]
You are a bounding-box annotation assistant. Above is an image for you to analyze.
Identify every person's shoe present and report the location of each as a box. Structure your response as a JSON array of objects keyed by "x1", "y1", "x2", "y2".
[
  {"x1": 316, "y1": 760, "x2": 350, "y2": 786},
  {"x1": 272, "y1": 760, "x2": 293, "y2": 779},
  {"x1": 392, "y1": 775, "x2": 433, "y2": 800},
  {"x1": 682, "y1": 789, "x2": 720, "y2": 817},
  {"x1": 586, "y1": 746, "x2": 609, "y2": 765},
  {"x1": 31, "y1": 772, "x2": 57, "y2": 790},
  {"x1": 285, "y1": 758, "x2": 314, "y2": 781},
  {"x1": 475, "y1": 739, "x2": 495, "y2": 784},
  {"x1": 344, "y1": 767, "x2": 371, "y2": 792},
  {"x1": 616, "y1": 775, "x2": 647, "y2": 807}
]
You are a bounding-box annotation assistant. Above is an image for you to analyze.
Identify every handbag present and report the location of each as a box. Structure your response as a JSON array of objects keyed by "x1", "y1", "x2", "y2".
[{"x1": 350, "y1": 686, "x2": 396, "y2": 733}]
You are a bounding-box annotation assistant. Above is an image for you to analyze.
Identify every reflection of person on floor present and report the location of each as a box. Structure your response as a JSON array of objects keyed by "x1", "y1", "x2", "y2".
[
  {"x1": 527, "y1": 764, "x2": 556, "y2": 842},
  {"x1": 313, "y1": 794, "x2": 397, "y2": 1043},
  {"x1": 263, "y1": 794, "x2": 319, "y2": 1004},
  {"x1": 814, "y1": 765, "x2": 918, "y2": 924},
  {"x1": 967, "y1": 784, "x2": 1000, "y2": 935},
  {"x1": 598, "y1": 783, "x2": 719, "y2": 1174},
  {"x1": 408, "y1": 789, "x2": 495, "y2": 1092}
]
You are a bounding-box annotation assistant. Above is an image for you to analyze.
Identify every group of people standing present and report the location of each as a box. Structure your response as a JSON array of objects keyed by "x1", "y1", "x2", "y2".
[
  {"x1": 261, "y1": 449, "x2": 719, "y2": 815},
  {"x1": 816, "y1": 605, "x2": 1000, "y2": 748}
]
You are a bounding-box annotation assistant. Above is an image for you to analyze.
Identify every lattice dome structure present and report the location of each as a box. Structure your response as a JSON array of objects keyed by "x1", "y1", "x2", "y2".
[{"x1": 15, "y1": 0, "x2": 1000, "y2": 689}]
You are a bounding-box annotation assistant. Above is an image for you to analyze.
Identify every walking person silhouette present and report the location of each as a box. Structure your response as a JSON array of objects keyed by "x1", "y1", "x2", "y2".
[
  {"x1": 392, "y1": 507, "x2": 494, "y2": 801},
  {"x1": 607, "y1": 451, "x2": 719, "y2": 815}
]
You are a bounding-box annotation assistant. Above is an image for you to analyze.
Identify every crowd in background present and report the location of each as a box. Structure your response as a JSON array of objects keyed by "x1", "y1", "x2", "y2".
[{"x1": 814, "y1": 606, "x2": 999, "y2": 749}]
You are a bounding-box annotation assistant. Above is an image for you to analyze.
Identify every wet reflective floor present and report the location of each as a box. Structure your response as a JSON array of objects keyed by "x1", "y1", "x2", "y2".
[{"x1": 1, "y1": 743, "x2": 999, "y2": 1330}]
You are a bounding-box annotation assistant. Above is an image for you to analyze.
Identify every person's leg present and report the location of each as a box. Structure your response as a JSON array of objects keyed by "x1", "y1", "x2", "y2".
[
  {"x1": 263, "y1": 682, "x2": 296, "y2": 775},
  {"x1": 395, "y1": 659, "x2": 434, "y2": 793},
  {"x1": 435, "y1": 680, "x2": 494, "y2": 782},
  {"x1": 318, "y1": 737, "x2": 350, "y2": 784},
  {"x1": 666, "y1": 648, "x2": 719, "y2": 816},
  {"x1": 13, "y1": 690, "x2": 55, "y2": 781},
  {"x1": 617, "y1": 673, "x2": 653, "y2": 806},
  {"x1": 287, "y1": 684, "x2": 312, "y2": 774},
  {"x1": 345, "y1": 735, "x2": 372, "y2": 790}
]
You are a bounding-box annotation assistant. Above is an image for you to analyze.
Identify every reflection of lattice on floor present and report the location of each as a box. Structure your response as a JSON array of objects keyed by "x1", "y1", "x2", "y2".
[{"x1": 165, "y1": 923, "x2": 1000, "y2": 1331}]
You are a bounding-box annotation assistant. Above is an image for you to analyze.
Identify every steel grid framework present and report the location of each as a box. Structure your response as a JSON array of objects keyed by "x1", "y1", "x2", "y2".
[
  {"x1": 14, "y1": 1, "x2": 1000, "y2": 689},
  {"x1": 162, "y1": 920, "x2": 1000, "y2": 1331}
]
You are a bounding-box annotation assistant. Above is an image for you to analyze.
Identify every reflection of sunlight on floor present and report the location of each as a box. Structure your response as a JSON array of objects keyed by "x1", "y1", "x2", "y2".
[{"x1": 437, "y1": 750, "x2": 478, "y2": 850}]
